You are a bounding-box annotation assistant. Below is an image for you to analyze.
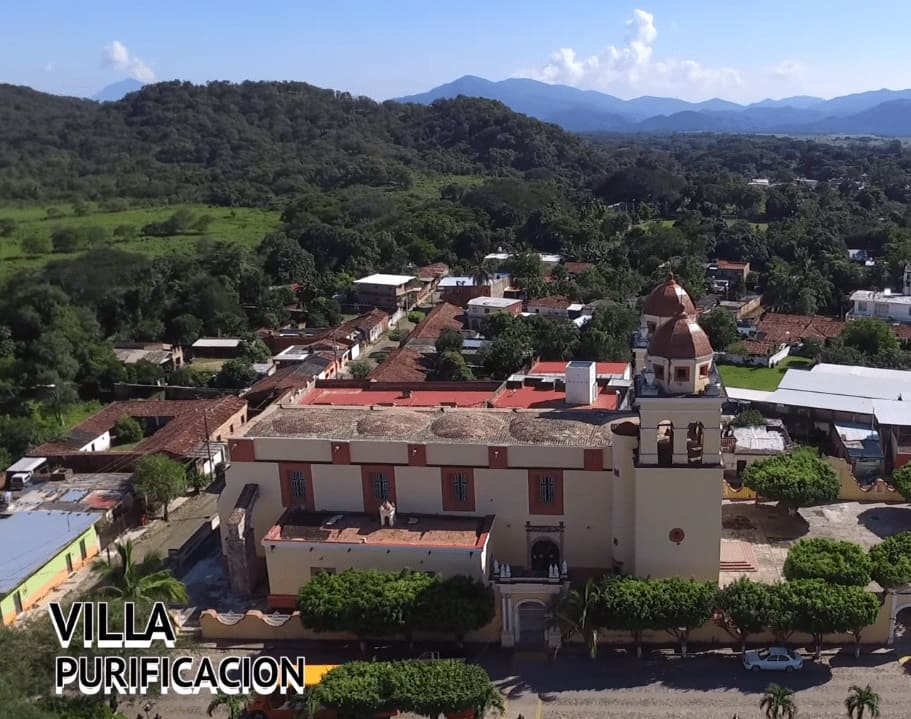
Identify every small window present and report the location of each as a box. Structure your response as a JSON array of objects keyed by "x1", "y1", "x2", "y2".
[
  {"x1": 699, "y1": 364, "x2": 709, "y2": 378},
  {"x1": 539, "y1": 476, "x2": 556, "y2": 504},
  {"x1": 373, "y1": 473, "x2": 390, "y2": 501},
  {"x1": 675, "y1": 366, "x2": 690, "y2": 382},
  {"x1": 13, "y1": 591, "x2": 22, "y2": 615},
  {"x1": 451, "y1": 473, "x2": 469, "y2": 502},
  {"x1": 653, "y1": 364, "x2": 664, "y2": 380},
  {"x1": 310, "y1": 567, "x2": 335, "y2": 577},
  {"x1": 79, "y1": 538, "x2": 87, "y2": 561},
  {"x1": 290, "y1": 470, "x2": 307, "y2": 503}
]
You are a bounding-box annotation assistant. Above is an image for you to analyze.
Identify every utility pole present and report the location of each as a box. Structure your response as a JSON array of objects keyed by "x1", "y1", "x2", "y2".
[{"x1": 202, "y1": 410, "x2": 213, "y2": 477}]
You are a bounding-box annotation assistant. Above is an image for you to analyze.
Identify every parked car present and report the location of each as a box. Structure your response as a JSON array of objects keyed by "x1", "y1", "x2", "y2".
[{"x1": 742, "y1": 647, "x2": 804, "y2": 672}]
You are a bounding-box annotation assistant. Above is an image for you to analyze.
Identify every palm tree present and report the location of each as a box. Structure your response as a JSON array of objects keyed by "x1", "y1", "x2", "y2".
[
  {"x1": 207, "y1": 692, "x2": 249, "y2": 719},
  {"x1": 549, "y1": 578, "x2": 602, "y2": 660},
  {"x1": 470, "y1": 254, "x2": 493, "y2": 287},
  {"x1": 760, "y1": 684, "x2": 797, "y2": 719},
  {"x1": 845, "y1": 685, "x2": 881, "y2": 719},
  {"x1": 93, "y1": 540, "x2": 189, "y2": 603}
]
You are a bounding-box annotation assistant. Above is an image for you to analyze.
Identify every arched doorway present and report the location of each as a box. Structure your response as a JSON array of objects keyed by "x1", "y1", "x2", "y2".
[
  {"x1": 894, "y1": 606, "x2": 911, "y2": 656},
  {"x1": 530, "y1": 539, "x2": 560, "y2": 573},
  {"x1": 516, "y1": 600, "x2": 547, "y2": 646}
]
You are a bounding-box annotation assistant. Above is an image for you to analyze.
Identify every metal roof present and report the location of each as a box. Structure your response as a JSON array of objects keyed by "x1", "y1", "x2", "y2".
[
  {"x1": 354, "y1": 274, "x2": 415, "y2": 286},
  {"x1": 192, "y1": 337, "x2": 242, "y2": 348},
  {"x1": 778, "y1": 365, "x2": 911, "y2": 401},
  {"x1": 732, "y1": 425, "x2": 787, "y2": 453},
  {"x1": 4, "y1": 457, "x2": 47, "y2": 474},
  {"x1": 0, "y1": 511, "x2": 97, "y2": 595},
  {"x1": 724, "y1": 388, "x2": 772, "y2": 403},
  {"x1": 764, "y1": 388, "x2": 874, "y2": 415},
  {"x1": 833, "y1": 423, "x2": 883, "y2": 460}
]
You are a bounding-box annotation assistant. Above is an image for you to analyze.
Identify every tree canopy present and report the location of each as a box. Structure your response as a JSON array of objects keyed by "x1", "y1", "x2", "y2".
[
  {"x1": 742, "y1": 448, "x2": 840, "y2": 512},
  {"x1": 782, "y1": 537, "x2": 872, "y2": 586},
  {"x1": 869, "y1": 531, "x2": 911, "y2": 588}
]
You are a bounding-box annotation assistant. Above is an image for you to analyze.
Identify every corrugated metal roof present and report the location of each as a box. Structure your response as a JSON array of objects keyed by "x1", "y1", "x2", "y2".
[
  {"x1": 725, "y1": 388, "x2": 772, "y2": 403},
  {"x1": 0, "y1": 511, "x2": 97, "y2": 594},
  {"x1": 765, "y1": 388, "x2": 874, "y2": 415},
  {"x1": 779, "y1": 366, "x2": 911, "y2": 400},
  {"x1": 871, "y1": 400, "x2": 911, "y2": 426},
  {"x1": 4, "y1": 457, "x2": 47, "y2": 474},
  {"x1": 192, "y1": 338, "x2": 242, "y2": 348}
]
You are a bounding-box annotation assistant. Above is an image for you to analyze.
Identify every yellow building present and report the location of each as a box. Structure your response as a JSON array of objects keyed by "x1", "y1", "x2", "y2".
[{"x1": 219, "y1": 276, "x2": 725, "y2": 648}]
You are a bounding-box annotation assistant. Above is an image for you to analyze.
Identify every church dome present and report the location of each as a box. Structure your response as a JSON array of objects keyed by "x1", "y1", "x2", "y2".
[
  {"x1": 648, "y1": 310, "x2": 713, "y2": 359},
  {"x1": 643, "y1": 273, "x2": 695, "y2": 317}
]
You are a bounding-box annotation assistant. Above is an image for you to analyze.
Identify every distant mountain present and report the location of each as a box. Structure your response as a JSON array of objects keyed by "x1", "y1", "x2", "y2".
[
  {"x1": 397, "y1": 76, "x2": 911, "y2": 136},
  {"x1": 93, "y1": 78, "x2": 144, "y2": 102}
]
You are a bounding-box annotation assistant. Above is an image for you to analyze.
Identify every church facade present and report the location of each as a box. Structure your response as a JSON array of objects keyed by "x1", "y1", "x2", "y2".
[{"x1": 218, "y1": 275, "x2": 725, "y2": 647}]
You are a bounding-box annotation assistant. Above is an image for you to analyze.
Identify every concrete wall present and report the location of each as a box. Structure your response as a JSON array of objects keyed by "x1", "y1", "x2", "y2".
[
  {"x1": 508, "y1": 445, "x2": 584, "y2": 469},
  {"x1": 395, "y1": 467, "x2": 444, "y2": 514},
  {"x1": 634, "y1": 466, "x2": 722, "y2": 582},
  {"x1": 218, "y1": 461, "x2": 283, "y2": 557},
  {"x1": 255, "y1": 437, "x2": 333, "y2": 463},
  {"x1": 313, "y1": 465, "x2": 367, "y2": 512},
  {"x1": 349, "y1": 441, "x2": 408, "y2": 465},
  {"x1": 264, "y1": 539, "x2": 489, "y2": 596},
  {"x1": 1, "y1": 525, "x2": 99, "y2": 625},
  {"x1": 425, "y1": 443, "x2": 489, "y2": 467}
]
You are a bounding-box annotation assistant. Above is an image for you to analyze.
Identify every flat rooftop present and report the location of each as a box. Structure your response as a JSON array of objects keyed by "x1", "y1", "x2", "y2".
[
  {"x1": 354, "y1": 273, "x2": 415, "y2": 286},
  {"x1": 528, "y1": 360, "x2": 630, "y2": 377},
  {"x1": 300, "y1": 386, "x2": 494, "y2": 408},
  {"x1": 467, "y1": 297, "x2": 521, "y2": 308},
  {"x1": 492, "y1": 385, "x2": 619, "y2": 410},
  {"x1": 265, "y1": 509, "x2": 493, "y2": 549},
  {"x1": 9, "y1": 473, "x2": 133, "y2": 513},
  {"x1": 0, "y1": 510, "x2": 98, "y2": 595},
  {"x1": 730, "y1": 425, "x2": 787, "y2": 453},
  {"x1": 244, "y1": 406, "x2": 620, "y2": 447}
]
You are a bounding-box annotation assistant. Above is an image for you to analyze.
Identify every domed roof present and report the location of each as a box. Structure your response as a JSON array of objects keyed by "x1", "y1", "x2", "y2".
[
  {"x1": 643, "y1": 273, "x2": 695, "y2": 317},
  {"x1": 648, "y1": 311, "x2": 713, "y2": 359}
]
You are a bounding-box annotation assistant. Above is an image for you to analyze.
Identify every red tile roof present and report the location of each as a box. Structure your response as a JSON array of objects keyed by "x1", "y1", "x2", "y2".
[
  {"x1": 716, "y1": 260, "x2": 750, "y2": 270},
  {"x1": 245, "y1": 365, "x2": 318, "y2": 406},
  {"x1": 353, "y1": 308, "x2": 389, "y2": 332},
  {"x1": 644, "y1": 274, "x2": 696, "y2": 317},
  {"x1": 33, "y1": 397, "x2": 246, "y2": 458},
  {"x1": 756, "y1": 312, "x2": 845, "y2": 344},
  {"x1": 367, "y1": 347, "x2": 432, "y2": 382},
  {"x1": 408, "y1": 303, "x2": 464, "y2": 340}
]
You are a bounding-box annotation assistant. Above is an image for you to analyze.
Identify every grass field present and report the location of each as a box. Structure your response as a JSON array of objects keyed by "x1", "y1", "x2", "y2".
[
  {"x1": 0, "y1": 202, "x2": 281, "y2": 278},
  {"x1": 717, "y1": 355, "x2": 813, "y2": 391}
]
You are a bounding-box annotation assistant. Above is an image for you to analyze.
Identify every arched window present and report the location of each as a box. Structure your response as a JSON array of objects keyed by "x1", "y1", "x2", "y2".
[{"x1": 530, "y1": 539, "x2": 560, "y2": 573}]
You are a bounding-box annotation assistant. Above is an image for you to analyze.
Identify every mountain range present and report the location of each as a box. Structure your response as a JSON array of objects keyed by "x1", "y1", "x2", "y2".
[
  {"x1": 92, "y1": 78, "x2": 144, "y2": 102},
  {"x1": 397, "y1": 76, "x2": 911, "y2": 136}
]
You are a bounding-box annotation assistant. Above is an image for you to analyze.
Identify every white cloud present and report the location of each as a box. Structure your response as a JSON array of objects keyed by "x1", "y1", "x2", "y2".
[
  {"x1": 101, "y1": 40, "x2": 155, "y2": 82},
  {"x1": 532, "y1": 8, "x2": 744, "y2": 100},
  {"x1": 770, "y1": 59, "x2": 806, "y2": 82}
]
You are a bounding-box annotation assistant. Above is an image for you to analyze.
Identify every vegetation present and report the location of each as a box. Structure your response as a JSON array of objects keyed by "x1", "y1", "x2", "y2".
[
  {"x1": 206, "y1": 692, "x2": 249, "y2": 719},
  {"x1": 113, "y1": 414, "x2": 143, "y2": 445},
  {"x1": 760, "y1": 684, "x2": 797, "y2": 719},
  {"x1": 312, "y1": 660, "x2": 504, "y2": 719},
  {"x1": 845, "y1": 684, "x2": 881, "y2": 719},
  {"x1": 131, "y1": 453, "x2": 189, "y2": 521},
  {"x1": 730, "y1": 408, "x2": 766, "y2": 428},
  {"x1": 550, "y1": 578, "x2": 603, "y2": 659},
  {"x1": 716, "y1": 356, "x2": 813, "y2": 391},
  {"x1": 716, "y1": 577, "x2": 776, "y2": 652},
  {"x1": 93, "y1": 540, "x2": 188, "y2": 604},
  {"x1": 742, "y1": 447, "x2": 840, "y2": 513},
  {"x1": 297, "y1": 569, "x2": 495, "y2": 651},
  {"x1": 698, "y1": 308, "x2": 741, "y2": 351},
  {"x1": 869, "y1": 531, "x2": 911, "y2": 588},
  {"x1": 783, "y1": 537, "x2": 873, "y2": 586},
  {"x1": 890, "y1": 463, "x2": 911, "y2": 501},
  {"x1": 347, "y1": 359, "x2": 373, "y2": 379}
]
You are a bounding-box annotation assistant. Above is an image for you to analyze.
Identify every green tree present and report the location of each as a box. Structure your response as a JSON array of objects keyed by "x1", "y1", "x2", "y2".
[
  {"x1": 412, "y1": 575, "x2": 495, "y2": 645},
  {"x1": 742, "y1": 447, "x2": 840, "y2": 515},
  {"x1": 481, "y1": 332, "x2": 532, "y2": 379},
  {"x1": 436, "y1": 327, "x2": 464, "y2": 353},
  {"x1": 841, "y1": 318, "x2": 899, "y2": 356},
  {"x1": 93, "y1": 540, "x2": 188, "y2": 603},
  {"x1": 698, "y1": 309, "x2": 741, "y2": 352},
  {"x1": 436, "y1": 350, "x2": 474, "y2": 381},
  {"x1": 128, "y1": 359, "x2": 165, "y2": 386},
  {"x1": 649, "y1": 577, "x2": 717, "y2": 657},
  {"x1": 783, "y1": 538, "x2": 872, "y2": 586},
  {"x1": 716, "y1": 577, "x2": 775, "y2": 652},
  {"x1": 845, "y1": 684, "x2": 881, "y2": 719},
  {"x1": 206, "y1": 692, "x2": 249, "y2": 719},
  {"x1": 550, "y1": 578, "x2": 602, "y2": 660},
  {"x1": 760, "y1": 684, "x2": 797, "y2": 719},
  {"x1": 890, "y1": 463, "x2": 911, "y2": 501},
  {"x1": 21, "y1": 234, "x2": 52, "y2": 255},
  {"x1": 132, "y1": 453, "x2": 188, "y2": 521},
  {"x1": 216, "y1": 359, "x2": 257, "y2": 388},
  {"x1": 348, "y1": 359, "x2": 372, "y2": 379},
  {"x1": 297, "y1": 569, "x2": 437, "y2": 654},
  {"x1": 869, "y1": 531, "x2": 911, "y2": 588},
  {"x1": 731, "y1": 409, "x2": 766, "y2": 428},
  {"x1": 168, "y1": 365, "x2": 213, "y2": 387},
  {"x1": 0, "y1": 218, "x2": 16, "y2": 237},
  {"x1": 113, "y1": 415, "x2": 143, "y2": 445},
  {"x1": 785, "y1": 579, "x2": 880, "y2": 658},
  {"x1": 258, "y1": 232, "x2": 316, "y2": 286},
  {"x1": 597, "y1": 577, "x2": 655, "y2": 659}
]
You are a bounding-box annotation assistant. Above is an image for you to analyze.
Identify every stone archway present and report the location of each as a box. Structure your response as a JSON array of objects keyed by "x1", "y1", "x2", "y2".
[
  {"x1": 515, "y1": 600, "x2": 547, "y2": 647},
  {"x1": 530, "y1": 539, "x2": 560, "y2": 573}
]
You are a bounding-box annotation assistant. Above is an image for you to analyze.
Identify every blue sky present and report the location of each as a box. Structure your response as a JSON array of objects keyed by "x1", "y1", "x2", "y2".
[{"x1": 4, "y1": 1, "x2": 911, "y2": 102}]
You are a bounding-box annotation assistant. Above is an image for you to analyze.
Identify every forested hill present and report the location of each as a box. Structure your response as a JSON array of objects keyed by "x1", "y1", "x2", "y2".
[{"x1": 0, "y1": 81, "x2": 609, "y2": 204}]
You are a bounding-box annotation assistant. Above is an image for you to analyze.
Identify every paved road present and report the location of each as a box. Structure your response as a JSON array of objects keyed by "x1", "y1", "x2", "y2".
[{"x1": 125, "y1": 648, "x2": 911, "y2": 719}]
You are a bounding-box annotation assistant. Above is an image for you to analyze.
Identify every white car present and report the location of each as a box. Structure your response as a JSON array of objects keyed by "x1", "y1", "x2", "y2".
[{"x1": 742, "y1": 647, "x2": 804, "y2": 672}]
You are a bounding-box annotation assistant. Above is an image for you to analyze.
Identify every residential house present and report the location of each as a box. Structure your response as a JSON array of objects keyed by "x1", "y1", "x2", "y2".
[
  {"x1": 191, "y1": 338, "x2": 243, "y2": 359},
  {"x1": 721, "y1": 419, "x2": 791, "y2": 485},
  {"x1": 848, "y1": 265, "x2": 911, "y2": 324},
  {"x1": 831, "y1": 423, "x2": 883, "y2": 484},
  {"x1": 466, "y1": 297, "x2": 522, "y2": 330},
  {"x1": 525, "y1": 295, "x2": 573, "y2": 319},
  {"x1": 438, "y1": 275, "x2": 509, "y2": 307},
  {"x1": 353, "y1": 274, "x2": 419, "y2": 313},
  {"x1": 113, "y1": 343, "x2": 184, "y2": 371},
  {"x1": 31, "y1": 397, "x2": 248, "y2": 477}
]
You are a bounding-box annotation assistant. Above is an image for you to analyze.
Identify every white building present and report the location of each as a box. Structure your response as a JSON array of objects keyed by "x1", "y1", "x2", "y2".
[
  {"x1": 848, "y1": 265, "x2": 911, "y2": 324},
  {"x1": 466, "y1": 297, "x2": 522, "y2": 330}
]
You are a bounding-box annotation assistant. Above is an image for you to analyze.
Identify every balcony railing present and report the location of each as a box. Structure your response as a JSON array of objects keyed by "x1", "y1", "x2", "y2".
[{"x1": 490, "y1": 560, "x2": 567, "y2": 584}]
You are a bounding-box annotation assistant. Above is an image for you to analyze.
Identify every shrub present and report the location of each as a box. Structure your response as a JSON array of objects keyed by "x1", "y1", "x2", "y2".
[
  {"x1": 742, "y1": 447, "x2": 839, "y2": 512},
  {"x1": 407, "y1": 310, "x2": 426, "y2": 324},
  {"x1": 348, "y1": 359, "x2": 372, "y2": 379},
  {"x1": 113, "y1": 415, "x2": 143, "y2": 445},
  {"x1": 731, "y1": 408, "x2": 765, "y2": 428},
  {"x1": 782, "y1": 538, "x2": 872, "y2": 586},
  {"x1": 869, "y1": 532, "x2": 911, "y2": 588}
]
